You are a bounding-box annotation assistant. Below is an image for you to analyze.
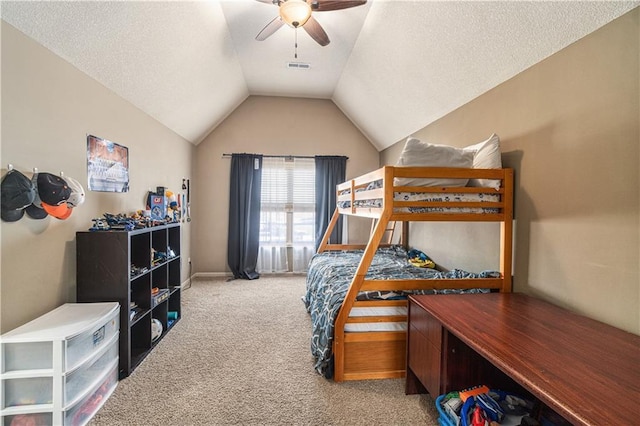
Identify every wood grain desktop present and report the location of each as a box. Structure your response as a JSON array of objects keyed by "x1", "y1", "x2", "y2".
[{"x1": 406, "y1": 293, "x2": 640, "y2": 425}]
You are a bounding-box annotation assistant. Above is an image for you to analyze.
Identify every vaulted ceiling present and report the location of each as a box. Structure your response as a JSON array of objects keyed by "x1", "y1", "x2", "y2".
[{"x1": 2, "y1": 1, "x2": 637, "y2": 151}]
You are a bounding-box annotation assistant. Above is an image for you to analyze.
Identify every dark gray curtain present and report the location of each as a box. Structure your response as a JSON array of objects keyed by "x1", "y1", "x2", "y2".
[
  {"x1": 315, "y1": 156, "x2": 347, "y2": 251},
  {"x1": 227, "y1": 154, "x2": 263, "y2": 280}
]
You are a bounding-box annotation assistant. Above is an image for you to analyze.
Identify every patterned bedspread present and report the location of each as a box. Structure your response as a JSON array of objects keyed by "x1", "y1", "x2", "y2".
[{"x1": 302, "y1": 246, "x2": 499, "y2": 377}]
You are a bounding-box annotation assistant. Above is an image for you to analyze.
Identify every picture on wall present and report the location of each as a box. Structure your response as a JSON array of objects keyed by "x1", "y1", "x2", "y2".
[{"x1": 87, "y1": 134, "x2": 129, "y2": 192}]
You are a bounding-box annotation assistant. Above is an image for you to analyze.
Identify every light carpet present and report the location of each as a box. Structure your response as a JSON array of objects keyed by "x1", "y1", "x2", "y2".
[{"x1": 90, "y1": 276, "x2": 439, "y2": 425}]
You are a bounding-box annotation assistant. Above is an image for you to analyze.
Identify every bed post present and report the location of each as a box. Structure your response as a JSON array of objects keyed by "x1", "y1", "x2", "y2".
[
  {"x1": 401, "y1": 221, "x2": 409, "y2": 249},
  {"x1": 500, "y1": 169, "x2": 514, "y2": 292},
  {"x1": 333, "y1": 167, "x2": 395, "y2": 382},
  {"x1": 317, "y1": 207, "x2": 340, "y2": 253},
  {"x1": 333, "y1": 214, "x2": 391, "y2": 381}
]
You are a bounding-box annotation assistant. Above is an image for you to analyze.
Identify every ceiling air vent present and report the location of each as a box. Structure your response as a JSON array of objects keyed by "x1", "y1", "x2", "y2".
[{"x1": 286, "y1": 62, "x2": 311, "y2": 70}]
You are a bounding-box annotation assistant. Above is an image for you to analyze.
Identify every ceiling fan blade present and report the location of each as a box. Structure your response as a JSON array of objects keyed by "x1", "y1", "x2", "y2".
[
  {"x1": 303, "y1": 15, "x2": 330, "y2": 46},
  {"x1": 256, "y1": 16, "x2": 285, "y2": 41},
  {"x1": 255, "y1": 0, "x2": 277, "y2": 4},
  {"x1": 312, "y1": 0, "x2": 367, "y2": 11}
]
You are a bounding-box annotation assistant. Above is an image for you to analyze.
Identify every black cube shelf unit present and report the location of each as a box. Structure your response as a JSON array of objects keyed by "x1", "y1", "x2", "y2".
[{"x1": 76, "y1": 223, "x2": 181, "y2": 378}]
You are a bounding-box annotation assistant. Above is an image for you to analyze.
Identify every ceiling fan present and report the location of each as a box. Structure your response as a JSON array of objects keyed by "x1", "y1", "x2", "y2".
[{"x1": 255, "y1": 0, "x2": 367, "y2": 47}]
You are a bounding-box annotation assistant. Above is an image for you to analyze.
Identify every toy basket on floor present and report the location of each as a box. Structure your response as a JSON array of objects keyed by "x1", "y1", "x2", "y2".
[
  {"x1": 435, "y1": 394, "x2": 458, "y2": 426},
  {"x1": 436, "y1": 388, "x2": 536, "y2": 426},
  {"x1": 436, "y1": 392, "x2": 479, "y2": 426}
]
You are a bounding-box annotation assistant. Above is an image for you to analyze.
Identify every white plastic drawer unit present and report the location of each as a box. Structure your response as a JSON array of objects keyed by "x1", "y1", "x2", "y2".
[
  {"x1": 2, "y1": 303, "x2": 119, "y2": 374},
  {"x1": 0, "y1": 302, "x2": 119, "y2": 426}
]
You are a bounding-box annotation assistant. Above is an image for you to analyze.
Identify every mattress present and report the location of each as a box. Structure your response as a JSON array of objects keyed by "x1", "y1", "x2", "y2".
[
  {"x1": 338, "y1": 177, "x2": 500, "y2": 214},
  {"x1": 344, "y1": 306, "x2": 408, "y2": 332}
]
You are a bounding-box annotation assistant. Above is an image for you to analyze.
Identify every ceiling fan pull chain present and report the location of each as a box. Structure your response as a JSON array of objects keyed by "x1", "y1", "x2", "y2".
[{"x1": 294, "y1": 27, "x2": 298, "y2": 59}]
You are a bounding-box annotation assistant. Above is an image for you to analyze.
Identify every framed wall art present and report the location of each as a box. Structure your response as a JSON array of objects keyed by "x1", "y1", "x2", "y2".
[{"x1": 87, "y1": 134, "x2": 129, "y2": 192}]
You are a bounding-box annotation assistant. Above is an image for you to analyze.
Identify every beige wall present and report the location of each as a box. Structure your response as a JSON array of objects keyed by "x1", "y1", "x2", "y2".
[
  {"x1": 2, "y1": 8, "x2": 637, "y2": 338},
  {"x1": 382, "y1": 9, "x2": 639, "y2": 334},
  {"x1": 0, "y1": 22, "x2": 194, "y2": 333},
  {"x1": 193, "y1": 96, "x2": 379, "y2": 274}
]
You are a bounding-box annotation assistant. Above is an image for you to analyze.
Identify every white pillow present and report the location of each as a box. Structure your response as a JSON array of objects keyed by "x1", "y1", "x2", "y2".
[
  {"x1": 395, "y1": 137, "x2": 473, "y2": 187},
  {"x1": 463, "y1": 133, "x2": 502, "y2": 190}
]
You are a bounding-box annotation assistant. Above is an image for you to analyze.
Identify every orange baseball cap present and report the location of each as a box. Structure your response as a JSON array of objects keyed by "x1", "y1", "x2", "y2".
[{"x1": 42, "y1": 201, "x2": 72, "y2": 219}]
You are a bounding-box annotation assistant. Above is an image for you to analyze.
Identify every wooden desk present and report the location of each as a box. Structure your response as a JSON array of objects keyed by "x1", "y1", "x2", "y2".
[{"x1": 406, "y1": 293, "x2": 640, "y2": 426}]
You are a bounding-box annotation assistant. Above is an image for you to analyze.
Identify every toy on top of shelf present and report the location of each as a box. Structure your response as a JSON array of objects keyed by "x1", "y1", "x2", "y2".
[
  {"x1": 165, "y1": 190, "x2": 181, "y2": 222},
  {"x1": 90, "y1": 218, "x2": 110, "y2": 231}
]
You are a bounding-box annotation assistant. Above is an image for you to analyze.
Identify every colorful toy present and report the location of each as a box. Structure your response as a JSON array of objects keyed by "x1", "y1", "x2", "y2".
[
  {"x1": 408, "y1": 249, "x2": 435, "y2": 268},
  {"x1": 165, "y1": 190, "x2": 180, "y2": 221}
]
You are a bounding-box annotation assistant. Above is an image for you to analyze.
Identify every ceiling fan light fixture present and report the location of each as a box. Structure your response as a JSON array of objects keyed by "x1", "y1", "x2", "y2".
[{"x1": 279, "y1": 0, "x2": 312, "y2": 28}]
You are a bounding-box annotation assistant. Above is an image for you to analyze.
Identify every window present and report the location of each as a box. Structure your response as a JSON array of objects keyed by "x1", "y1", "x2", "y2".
[{"x1": 258, "y1": 157, "x2": 315, "y2": 273}]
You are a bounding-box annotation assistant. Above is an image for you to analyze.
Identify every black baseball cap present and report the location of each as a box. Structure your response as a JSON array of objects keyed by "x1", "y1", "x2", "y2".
[
  {"x1": 37, "y1": 173, "x2": 71, "y2": 206},
  {"x1": 36, "y1": 173, "x2": 74, "y2": 220},
  {"x1": 1, "y1": 206, "x2": 25, "y2": 222},
  {"x1": 25, "y1": 203, "x2": 48, "y2": 220},
  {"x1": 1, "y1": 169, "x2": 35, "y2": 211}
]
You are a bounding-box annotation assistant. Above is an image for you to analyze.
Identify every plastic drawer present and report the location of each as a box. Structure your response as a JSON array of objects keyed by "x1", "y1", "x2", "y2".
[
  {"x1": 2, "y1": 341, "x2": 53, "y2": 373},
  {"x1": 2, "y1": 412, "x2": 52, "y2": 426},
  {"x1": 2, "y1": 376, "x2": 53, "y2": 409},
  {"x1": 64, "y1": 334, "x2": 118, "y2": 406},
  {"x1": 64, "y1": 364, "x2": 117, "y2": 426},
  {"x1": 65, "y1": 310, "x2": 119, "y2": 371}
]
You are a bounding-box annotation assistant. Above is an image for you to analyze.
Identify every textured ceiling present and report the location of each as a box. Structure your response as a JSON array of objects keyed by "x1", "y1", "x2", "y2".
[{"x1": 1, "y1": 1, "x2": 638, "y2": 151}]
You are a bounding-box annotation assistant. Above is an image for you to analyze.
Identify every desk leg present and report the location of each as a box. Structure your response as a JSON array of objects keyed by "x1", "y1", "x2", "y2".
[{"x1": 405, "y1": 366, "x2": 428, "y2": 395}]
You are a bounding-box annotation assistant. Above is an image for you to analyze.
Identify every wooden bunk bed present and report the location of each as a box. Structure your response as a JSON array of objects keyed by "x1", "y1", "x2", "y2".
[{"x1": 309, "y1": 166, "x2": 514, "y2": 382}]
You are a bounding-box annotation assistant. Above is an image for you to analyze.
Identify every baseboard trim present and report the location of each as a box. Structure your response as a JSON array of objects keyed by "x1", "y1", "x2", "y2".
[
  {"x1": 189, "y1": 272, "x2": 306, "y2": 282},
  {"x1": 180, "y1": 273, "x2": 230, "y2": 290},
  {"x1": 180, "y1": 277, "x2": 192, "y2": 289},
  {"x1": 192, "y1": 272, "x2": 232, "y2": 280}
]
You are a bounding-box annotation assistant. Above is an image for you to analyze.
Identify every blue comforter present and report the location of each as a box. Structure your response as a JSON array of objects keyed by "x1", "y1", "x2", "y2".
[{"x1": 302, "y1": 246, "x2": 499, "y2": 377}]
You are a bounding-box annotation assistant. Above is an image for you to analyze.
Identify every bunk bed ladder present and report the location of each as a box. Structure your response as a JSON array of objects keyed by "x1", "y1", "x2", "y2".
[{"x1": 370, "y1": 219, "x2": 400, "y2": 245}]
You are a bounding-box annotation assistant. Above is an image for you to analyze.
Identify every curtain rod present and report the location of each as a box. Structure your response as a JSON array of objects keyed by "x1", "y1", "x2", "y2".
[{"x1": 222, "y1": 153, "x2": 348, "y2": 160}]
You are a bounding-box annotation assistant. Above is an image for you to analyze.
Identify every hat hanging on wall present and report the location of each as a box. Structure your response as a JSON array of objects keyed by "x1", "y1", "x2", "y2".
[
  {"x1": 1, "y1": 204, "x2": 25, "y2": 222},
  {"x1": 1, "y1": 167, "x2": 36, "y2": 222},
  {"x1": 31, "y1": 170, "x2": 43, "y2": 207},
  {"x1": 2, "y1": 167, "x2": 85, "y2": 222},
  {"x1": 37, "y1": 172, "x2": 72, "y2": 220},
  {"x1": 65, "y1": 176, "x2": 85, "y2": 208},
  {"x1": 26, "y1": 169, "x2": 48, "y2": 219},
  {"x1": 25, "y1": 203, "x2": 48, "y2": 220}
]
